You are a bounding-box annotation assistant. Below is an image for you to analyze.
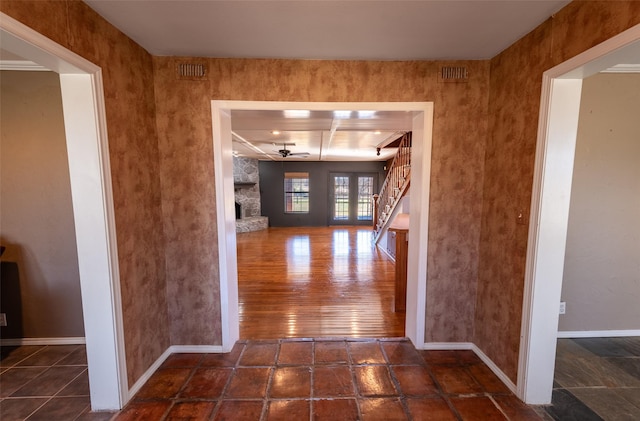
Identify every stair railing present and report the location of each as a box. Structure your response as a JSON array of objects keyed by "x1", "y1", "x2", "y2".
[{"x1": 373, "y1": 132, "x2": 412, "y2": 242}]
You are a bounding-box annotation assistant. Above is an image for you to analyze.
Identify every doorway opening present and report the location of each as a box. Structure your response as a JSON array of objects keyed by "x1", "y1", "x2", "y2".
[
  {"x1": 518, "y1": 23, "x2": 640, "y2": 404},
  {"x1": 212, "y1": 101, "x2": 433, "y2": 351},
  {"x1": 1, "y1": 13, "x2": 126, "y2": 410}
]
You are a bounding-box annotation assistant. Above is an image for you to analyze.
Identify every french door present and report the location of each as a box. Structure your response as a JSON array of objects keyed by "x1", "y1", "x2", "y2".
[{"x1": 329, "y1": 173, "x2": 377, "y2": 225}]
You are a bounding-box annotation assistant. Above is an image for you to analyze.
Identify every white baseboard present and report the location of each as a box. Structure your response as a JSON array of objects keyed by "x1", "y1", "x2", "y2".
[
  {"x1": 420, "y1": 342, "x2": 474, "y2": 350},
  {"x1": 0, "y1": 337, "x2": 86, "y2": 346},
  {"x1": 471, "y1": 344, "x2": 517, "y2": 394},
  {"x1": 127, "y1": 347, "x2": 173, "y2": 401},
  {"x1": 170, "y1": 345, "x2": 224, "y2": 353},
  {"x1": 126, "y1": 344, "x2": 225, "y2": 403},
  {"x1": 558, "y1": 329, "x2": 640, "y2": 338},
  {"x1": 377, "y1": 244, "x2": 395, "y2": 262},
  {"x1": 418, "y1": 341, "x2": 516, "y2": 395}
]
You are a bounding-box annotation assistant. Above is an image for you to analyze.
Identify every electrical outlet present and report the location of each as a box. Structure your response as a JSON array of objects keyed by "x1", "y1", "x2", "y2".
[
  {"x1": 559, "y1": 302, "x2": 566, "y2": 315},
  {"x1": 0, "y1": 313, "x2": 6, "y2": 327}
]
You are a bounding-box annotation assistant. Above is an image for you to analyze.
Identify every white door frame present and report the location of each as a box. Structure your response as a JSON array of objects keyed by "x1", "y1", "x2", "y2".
[
  {"x1": 518, "y1": 23, "x2": 640, "y2": 404},
  {"x1": 1, "y1": 13, "x2": 127, "y2": 410},
  {"x1": 211, "y1": 101, "x2": 433, "y2": 350}
]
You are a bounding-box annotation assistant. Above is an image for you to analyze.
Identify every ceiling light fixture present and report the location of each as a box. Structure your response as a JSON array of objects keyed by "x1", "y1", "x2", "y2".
[
  {"x1": 374, "y1": 130, "x2": 382, "y2": 135},
  {"x1": 271, "y1": 130, "x2": 281, "y2": 135},
  {"x1": 284, "y1": 109, "x2": 310, "y2": 118},
  {"x1": 333, "y1": 110, "x2": 352, "y2": 119},
  {"x1": 358, "y1": 110, "x2": 376, "y2": 118}
]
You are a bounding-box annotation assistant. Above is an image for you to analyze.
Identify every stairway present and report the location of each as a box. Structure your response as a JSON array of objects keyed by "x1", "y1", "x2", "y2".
[{"x1": 373, "y1": 132, "x2": 411, "y2": 243}]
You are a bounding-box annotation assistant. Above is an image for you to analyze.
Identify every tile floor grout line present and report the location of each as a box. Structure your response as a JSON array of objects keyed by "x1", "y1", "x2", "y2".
[
  {"x1": 22, "y1": 395, "x2": 54, "y2": 421},
  {"x1": 385, "y1": 350, "x2": 414, "y2": 420},
  {"x1": 53, "y1": 366, "x2": 89, "y2": 399},
  {"x1": 207, "y1": 342, "x2": 245, "y2": 421},
  {"x1": 72, "y1": 403, "x2": 93, "y2": 421},
  {"x1": 344, "y1": 340, "x2": 365, "y2": 420},
  {"x1": 420, "y1": 353, "x2": 464, "y2": 421},
  {"x1": 3, "y1": 346, "x2": 49, "y2": 370},
  {"x1": 7, "y1": 363, "x2": 86, "y2": 404},
  {"x1": 259, "y1": 367, "x2": 275, "y2": 421},
  {"x1": 487, "y1": 393, "x2": 512, "y2": 421}
]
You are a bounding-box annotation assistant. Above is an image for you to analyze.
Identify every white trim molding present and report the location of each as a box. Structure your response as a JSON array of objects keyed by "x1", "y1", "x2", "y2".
[
  {"x1": 170, "y1": 345, "x2": 224, "y2": 353},
  {"x1": 420, "y1": 342, "x2": 474, "y2": 350},
  {"x1": 601, "y1": 63, "x2": 640, "y2": 73},
  {"x1": 127, "y1": 347, "x2": 173, "y2": 400},
  {"x1": 0, "y1": 59, "x2": 49, "y2": 71},
  {"x1": 558, "y1": 330, "x2": 640, "y2": 338},
  {"x1": 211, "y1": 101, "x2": 433, "y2": 353},
  {"x1": 0, "y1": 337, "x2": 86, "y2": 346},
  {"x1": 420, "y1": 342, "x2": 517, "y2": 394},
  {"x1": 472, "y1": 345, "x2": 517, "y2": 394},
  {"x1": 1, "y1": 11, "x2": 127, "y2": 411},
  {"x1": 518, "y1": 22, "x2": 640, "y2": 405},
  {"x1": 126, "y1": 345, "x2": 225, "y2": 400}
]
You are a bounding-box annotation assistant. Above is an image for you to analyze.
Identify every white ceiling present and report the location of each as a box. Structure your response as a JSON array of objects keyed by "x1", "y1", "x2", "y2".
[
  {"x1": 9, "y1": 1, "x2": 576, "y2": 161},
  {"x1": 81, "y1": 0, "x2": 573, "y2": 161},
  {"x1": 231, "y1": 109, "x2": 414, "y2": 161},
  {"x1": 83, "y1": 0, "x2": 571, "y2": 61}
]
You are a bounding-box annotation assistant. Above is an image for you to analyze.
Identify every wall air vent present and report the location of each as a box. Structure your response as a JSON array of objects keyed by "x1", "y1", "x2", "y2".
[
  {"x1": 439, "y1": 66, "x2": 468, "y2": 83},
  {"x1": 177, "y1": 62, "x2": 207, "y2": 80}
]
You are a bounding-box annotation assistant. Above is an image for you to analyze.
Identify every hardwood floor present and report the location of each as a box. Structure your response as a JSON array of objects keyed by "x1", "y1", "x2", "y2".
[{"x1": 236, "y1": 226, "x2": 405, "y2": 339}]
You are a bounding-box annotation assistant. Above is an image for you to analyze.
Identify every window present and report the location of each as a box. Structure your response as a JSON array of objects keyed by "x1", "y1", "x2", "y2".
[
  {"x1": 356, "y1": 176, "x2": 374, "y2": 220},
  {"x1": 284, "y1": 172, "x2": 309, "y2": 213},
  {"x1": 333, "y1": 176, "x2": 350, "y2": 220}
]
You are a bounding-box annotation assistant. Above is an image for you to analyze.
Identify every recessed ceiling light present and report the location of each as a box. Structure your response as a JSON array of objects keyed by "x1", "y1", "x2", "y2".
[
  {"x1": 284, "y1": 110, "x2": 311, "y2": 118},
  {"x1": 358, "y1": 110, "x2": 376, "y2": 118},
  {"x1": 271, "y1": 130, "x2": 281, "y2": 135},
  {"x1": 333, "y1": 110, "x2": 352, "y2": 119},
  {"x1": 374, "y1": 130, "x2": 382, "y2": 135}
]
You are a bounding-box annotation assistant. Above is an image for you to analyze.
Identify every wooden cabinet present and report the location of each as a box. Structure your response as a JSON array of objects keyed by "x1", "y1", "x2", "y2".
[{"x1": 388, "y1": 213, "x2": 409, "y2": 312}]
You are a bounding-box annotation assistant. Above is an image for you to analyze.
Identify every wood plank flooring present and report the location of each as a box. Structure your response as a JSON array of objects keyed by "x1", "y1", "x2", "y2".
[{"x1": 236, "y1": 226, "x2": 405, "y2": 339}]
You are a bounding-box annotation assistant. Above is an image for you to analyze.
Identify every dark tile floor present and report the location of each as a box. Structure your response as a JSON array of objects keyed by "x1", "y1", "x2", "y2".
[
  {"x1": 112, "y1": 338, "x2": 541, "y2": 420},
  {"x1": 543, "y1": 337, "x2": 640, "y2": 421},
  {"x1": 0, "y1": 344, "x2": 108, "y2": 420}
]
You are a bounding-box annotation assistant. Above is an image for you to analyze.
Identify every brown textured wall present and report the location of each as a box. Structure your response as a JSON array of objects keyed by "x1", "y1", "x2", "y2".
[
  {"x1": 475, "y1": 0, "x2": 640, "y2": 382},
  {"x1": 8, "y1": 0, "x2": 633, "y2": 393},
  {"x1": 153, "y1": 58, "x2": 490, "y2": 345},
  {"x1": 1, "y1": 1, "x2": 170, "y2": 387}
]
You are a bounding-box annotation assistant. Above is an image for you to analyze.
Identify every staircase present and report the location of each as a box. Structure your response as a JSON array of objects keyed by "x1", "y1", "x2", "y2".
[{"x1": 373, "y1": 132, "x2": 411, "y2": 243}]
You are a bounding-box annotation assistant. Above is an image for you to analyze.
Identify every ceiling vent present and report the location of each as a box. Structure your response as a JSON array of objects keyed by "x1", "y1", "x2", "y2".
[
  {"x1": 439, "y1": 66, "x2": 468, "y2": 83},
  {"x1": 177, "y1": 62, "x2": 207, "y2": 80}
]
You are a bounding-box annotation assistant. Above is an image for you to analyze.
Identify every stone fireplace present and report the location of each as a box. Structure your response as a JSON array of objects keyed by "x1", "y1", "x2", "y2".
[{"x1": 233, "y1": 157, "x2": 268, "y2": 233}]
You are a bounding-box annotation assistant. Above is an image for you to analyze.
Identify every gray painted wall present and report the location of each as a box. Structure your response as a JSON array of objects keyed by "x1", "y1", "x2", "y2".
[
  {"x1": 559, "y1": 73, "x2": 640, "y2": 332},
  {"x1": 259, "y1": 160, "x2": 385, "y2": 227},
  {"x1": 0, "y1": 71, "x2": 84, "y2": 338}
]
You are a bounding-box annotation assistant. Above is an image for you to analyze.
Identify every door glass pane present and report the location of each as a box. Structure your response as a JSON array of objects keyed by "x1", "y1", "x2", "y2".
[
  {"x1": 357, "y1": 176, "x2": 374, "y2": 220},
  {"x1": 334, "y1": 176, "x2": 349, "y2": 220}
]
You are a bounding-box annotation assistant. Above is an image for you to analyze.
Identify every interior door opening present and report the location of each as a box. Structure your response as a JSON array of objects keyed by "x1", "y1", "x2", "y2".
[
  {"x1": 1, "y1": 13, "x2": 126, "y2": 410},
  {"x1": 518, "y1": 24, "x2": 640, "y2": 405},
  {"x1": 212, "y1": 101, "x2": 434, "y2": 351}
]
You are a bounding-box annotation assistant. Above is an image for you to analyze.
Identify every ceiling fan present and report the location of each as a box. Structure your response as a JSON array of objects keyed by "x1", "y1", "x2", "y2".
[{"x1": 273, "y1": 143, "x2": 310, "y2": 158}]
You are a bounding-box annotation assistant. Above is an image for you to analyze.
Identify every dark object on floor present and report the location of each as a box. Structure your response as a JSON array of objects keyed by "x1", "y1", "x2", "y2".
[{"x1": 1, "y1": 261, "x2": 23, "y2": 339}]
